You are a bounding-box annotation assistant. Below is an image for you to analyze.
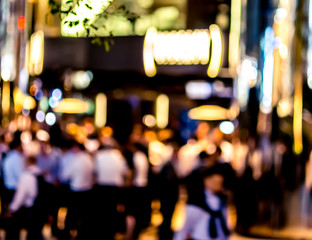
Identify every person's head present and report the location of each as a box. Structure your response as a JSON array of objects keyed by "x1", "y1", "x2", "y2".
[
  {"x1": 248, "y1": 135, "x2": 258, "y2": 150},
  {"x1": 203, "y1": 166, "x2": 225, "y2": 194},
  {"x1": 26, "y1": 155, "x2": 37, "y2": 167},
  {"x1": 213, "y1": 146, "x2": 222, "y2": 159},
  {"x1": 210, "y1": 127, "x2": 223, "y2": 145},
  {"x1": 72, "y1": 140, "x2": 85, "y2": 152},
  {"x1": 101, "y1": 136, "x2": 115, "y2": 147},
  {"x1": 9, "y1": 131, "x2": 22, "y2": 151},
  {"x1": 195, "y1": 122, "x2": 210, "y2": 140},
  {"x1": 199, "y1": 145, "x2": 222, "y2": 166},
  {"x1": 199, "y1": 150, "x2": 210, "y2": 162}
]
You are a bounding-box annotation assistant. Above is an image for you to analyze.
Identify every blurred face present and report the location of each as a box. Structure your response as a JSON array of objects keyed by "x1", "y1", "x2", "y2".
[
  {"x1": 211, "y1": 128, "x2": 223, "y2": 144},
  {"x1": 196, "y1": 122, "x2": 210, "y2": 140},
  {"x1": 204, "y1": 174, "x2": 224, "y2": 194},
  {"x1": 248, "y1": 137, "x2": 256, "y2": 150}
]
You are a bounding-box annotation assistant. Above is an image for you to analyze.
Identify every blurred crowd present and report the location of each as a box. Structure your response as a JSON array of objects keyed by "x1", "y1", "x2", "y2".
[{"x1": 0, "y1": 120, "x2": 309, "y2": 240}]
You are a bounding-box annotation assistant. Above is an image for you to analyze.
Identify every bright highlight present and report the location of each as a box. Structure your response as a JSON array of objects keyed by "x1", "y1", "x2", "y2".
[
  {"x1": 156, "y1": 94, "x2": 169, "y2": 129},
  {"x1": 53, "y1": 98, "x2": 93, "y2": 114},
  {"x1": 61, "y1": 0, "x2": 112, "y2": 37},
  {"x1": 143, "y1": 27, "x2": 158, "y2": 77},
  {"x1": 143, "y1": 114, "x2": 156, "y2": 128},
  {"x1": 229, "y1": 0, "x2": 241, "y2": 71},
  {"x1": 219, "y1": 121, "x2": 235, "y2": 135},
  {"x1": 207, "y1": 24, "x2": 223, "y2": 78},
  {"x1": 28, "y1": 31, "x2": 44, "y2": 76},
  {"x1": 95, "y1": 93, "x2": 107, "y2": 128},
  {"x1": 188, "y1": 105, "x2": 238, "y2": 121},
  {"x1": 143, "y1": 27, "x2": 222, "y2": 77}
]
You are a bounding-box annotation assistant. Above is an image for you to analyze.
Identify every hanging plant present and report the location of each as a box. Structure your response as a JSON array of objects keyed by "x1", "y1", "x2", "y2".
[{"x1": 47, "y1": 0, "x2": 139, "y2": 50}]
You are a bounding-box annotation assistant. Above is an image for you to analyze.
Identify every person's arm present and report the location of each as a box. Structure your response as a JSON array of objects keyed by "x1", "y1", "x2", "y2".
[
  {"x1": 9, "y1": 174, "x2": 30, "y2": 212},
  {"x1": 121, "y1": 154, "x2": 132, "y2": 187}
]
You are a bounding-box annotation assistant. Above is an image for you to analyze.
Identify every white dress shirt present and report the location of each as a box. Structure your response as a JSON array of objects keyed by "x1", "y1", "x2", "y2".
[
  {"x1": 37, "y1": 153, "x2": 58, "y2": 185},
  {"x1": 94, "y1": 148, "x2": 128, "y2": 187},
  {"x1": 173, "y1": 191, "x2": 228, "y2": 240},
  {"x1": 2, "y1": 150, "x2": 25, "y2": 190},
  {"x1": 132, "y1": 151, "x2": 149, "y2": 187},
  {"x1": 58, "y1": 149, "x2": 75, "y2": 184},
  {"x1": 62, "y1": 151, "x2": 94, "y2": 192},
  {"x1": 9, "y1": 165, "x2": 41, "y2": 213}
]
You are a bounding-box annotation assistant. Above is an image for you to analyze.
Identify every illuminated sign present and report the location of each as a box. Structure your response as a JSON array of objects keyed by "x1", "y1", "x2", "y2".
[
  {"x1": 188, "y1": 104, "x2": 239, "y2": 121},
  {"x1": 53, "y1": 98, "x2": 93, "y2": 114},
  {"x1": 143, "y1": 25, "x2": 223, "y2": 77},
  {"x1": 28, "y1": 31, "x2": 44, "y2": 76}
]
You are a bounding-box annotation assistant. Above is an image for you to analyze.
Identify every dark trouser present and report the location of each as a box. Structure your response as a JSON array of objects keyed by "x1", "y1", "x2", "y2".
[
  {"x1": 6, "y1": 207, "x2": 44, "y2": 240},
  {"x1": 2, "y1": 188, "x2": 15, "y2": 215},
  {"x1": 65, "y1": 189, "x2": 93, "y2": 240},
  {"x1": 124, "y1": 186, "x2": 152, "y2": 239},
  {"x1": 158, "y1": 198, "x2": 178, "y2": 240},
  {"x1": 51, "y1": 184, "x2": 70, "y2": 238},
  {"x1": 88, "y1": 185, "x2": 120, "y2": 240}
]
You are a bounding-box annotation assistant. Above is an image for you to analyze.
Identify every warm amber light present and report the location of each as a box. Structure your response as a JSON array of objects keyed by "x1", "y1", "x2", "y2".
[
  {"x1": 153, "y1": 29, "x2": 210, "y2": 65},
  {"x1": 143, "y1": 114, "x2": 156, "y2": 128},
  {"x1": 229, "y1": 0, "x2": 241, "y2": 71},
  {"x1": 277, "y1": 98, "x2": 292, "y2": 118},
  {"x1": 101, "y1": 126, "x2": 113, "y2": 137},
  {"x1": 143, "y1": 27, "x2": 158, "y2": 77},
  {"x1": 293, "y1": 70, "x2": 303, "y2": 155},
  {"x1": 143, "y1": 27, "x2": 214, "y2": 77},
  {"x1": 13, "y1": 88, "x2": 24, "y2": 113},
  {"x1": 66, "y1": 123, "x2": 79, "y2": 135},
  {"x1": 188, "y1": 105, "x2": 232, "y2": 121},
  {"x1": 36, "y1": 130, "x2": 50, "y2": 142},
  {"x1": 53, "y1": 98, "x2": 91, "y2": 114},
  {"x1": 23, "y1": 96, "x2": 36, "y2": 110},
  {"x1": 208, "y1": 24, "x2": 223, "y2": 78},
  {"x1": 28, "y1": 31, "x2": 44, "y2": 76},
  {"x1": 95, "y1": 93, "x2": 107, "y2": 128},
  {"x1": 156, "y1": 94, "x2": 169, "y2": 129},
  {"x1": 57, "y1": 207, "x2": 68, "y2": 230},
  {"x1": 2, "y1": 82, "x2": 10, "y2": 116},
  {"x1": 17, "y1": 16, "x2": 26, "y2": 30}
]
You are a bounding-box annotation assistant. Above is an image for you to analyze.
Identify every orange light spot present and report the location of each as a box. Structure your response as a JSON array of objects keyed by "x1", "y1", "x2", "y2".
[{"x1": 17, "y1": 16, "x2": 26, "y2": 30}]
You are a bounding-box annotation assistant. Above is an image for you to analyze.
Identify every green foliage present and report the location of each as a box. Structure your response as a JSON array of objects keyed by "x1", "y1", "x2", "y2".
[
  {"x1": 90, "y1": 37, "x2": 114, "y2": 51},
  {"x1": 46, "y1": 0, "x2": 139, "y2": 47}
]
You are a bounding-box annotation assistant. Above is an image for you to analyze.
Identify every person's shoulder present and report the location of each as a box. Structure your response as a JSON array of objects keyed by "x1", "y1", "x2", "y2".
[
  {"x1": 4, "y1": 151, "x2": 23, "y2": 165},
  {"x1": 20, "y1": 171, "x2": 37, "y2": 183},
  {"x1": 218, "y1": 161, "x2": 234, "y2": 170},
  {"x1": 186, "y1": 204, "x2": 207, "y2": 215},
  {"x1": 3, "y1": 151, "x2": 15, "y2": 161},
  {"x1": 134, "y1": 150, "x2": 147, "y2": 159},
  {"x1": 80, "y1": 152, "x2": 92, "y2": 163}
]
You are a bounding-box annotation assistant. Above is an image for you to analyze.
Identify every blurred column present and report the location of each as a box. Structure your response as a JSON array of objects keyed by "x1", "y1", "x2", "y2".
[
  {"x1": 240, "y1": 0, "x2": 277, "y2": 135},
  {"x1": 0, "y1": 0, "x2": 8, "y2": 123},
  {"x1": 1, "y1": 0, "x2": 26, "y2": 126},
  {"x1": 31, "y1": 0, "x2": 60, "y2": 36},
  {"x1": 293, "y1": 0, "x2": 305, "y2": 155},
  {"x1": 245, "y1": 0, "x2": 260, "y2": 56},
  {"x1": 254, "y1": 0, "x2": 278, "y2": 137},
  {"x1": 0, "y1": 0, "x2": 8, "y2": 48}
]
